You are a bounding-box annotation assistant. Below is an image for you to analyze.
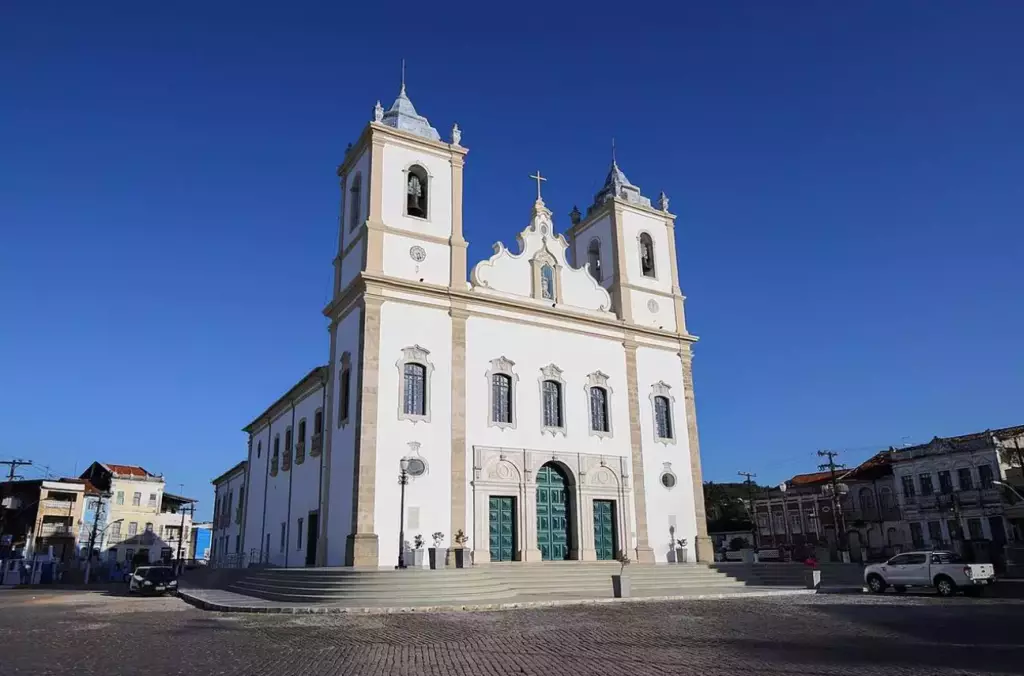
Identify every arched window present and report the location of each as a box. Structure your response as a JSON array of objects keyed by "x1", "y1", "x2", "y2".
[
  {"x1": 589, "y1": 387, "x2": 609, "y2": 433},
  {"x1": 406, "y1": 165, "x2": 428, "y2": 218},
  {"x1": 403, "y1": 363, "x2": 427, "y2": 416},
  {"x1": 654, "y1": 395, "x2": 673, "y2": 440},
  {"x1": 542, "y1": 380, "x2": 562, "y2": 428},
  {"x1": 492, "y1": 374, "x2": 512, "y2": 424},
  {"x1": 348, "y1": 173, "x2": 362, "y2": 231},
  {"x1": 540, "y1": 264, "x2": 555, "y2": 300},
  {"x1": 256, "y1": 440, "x2": 261, "y2": 459},
  {"x1": 639, "y1": 232, "x2": 655, "y2": 278},
  {"x1": 859, "y1": 487, "x2": 875, "y2": 511},
  {"x1": 587, "y1": 239, "x2": 602, "y2": 282}
]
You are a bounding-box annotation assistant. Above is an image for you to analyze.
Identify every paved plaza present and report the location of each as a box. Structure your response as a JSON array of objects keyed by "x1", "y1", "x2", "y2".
[{"x1": 0, "y1": 589, "x2": 1022, "y2": 675}]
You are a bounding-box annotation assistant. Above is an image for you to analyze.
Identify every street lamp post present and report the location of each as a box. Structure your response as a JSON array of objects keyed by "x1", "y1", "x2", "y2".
[
  {"x1": 396, "y1": 458, "x2": 410, "y2": 570},
  {"x1": 993, "y1": 480, "x2": 1024, "y2": 502}
]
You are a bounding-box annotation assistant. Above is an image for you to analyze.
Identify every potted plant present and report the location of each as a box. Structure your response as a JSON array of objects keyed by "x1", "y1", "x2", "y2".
[
  {"x1": 612, "y1": 552, "x2": 631, "y2": 598},
  {"x1": 675, "y1": 537, "x2": 688, "y2": 564},
  {"x1": 428, "y1": 532, "x2": 447, "y2": 570},
  {"x1": 410, "y1": 534, "x2": 425, "y2": 568},
  {"x1": 453, "y1": 529, "x2": 470, "y2": 568}
]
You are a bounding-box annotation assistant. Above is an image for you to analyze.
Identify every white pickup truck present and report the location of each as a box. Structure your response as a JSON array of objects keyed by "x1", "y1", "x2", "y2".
[{"x1": 864, "y1": 550, "x2": 996, "y2": 597}]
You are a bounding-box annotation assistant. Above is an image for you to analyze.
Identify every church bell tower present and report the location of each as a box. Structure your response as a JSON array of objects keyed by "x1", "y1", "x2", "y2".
[
  {"x1": 567, "y1": 157, "x2": 687, "y2": 336},
  {"x1": 332, "y1": 79, "x2": 469, "y2": 301}
]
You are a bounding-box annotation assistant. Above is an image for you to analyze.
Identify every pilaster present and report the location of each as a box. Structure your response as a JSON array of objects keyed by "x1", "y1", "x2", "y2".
[
  {"x1": 623, "y1": 338, "x2": 655, "y2": 563},
  {"x1": 609, "y1": 205, "x2": 634, "y2": 322},
  {"x1": 680, "y1": 343, "x2": 713, "y2": 563},
  {"x1": 346, "y1": 294, "x2": 383, "y2": 566},
  {"x1": 363, "y1": 137, "x2": 386, "y2": 274},
  {"x1": 450, "y1": 152, "x2": 468, "y2": 286},
  {"x1": 449, "y1": 302, "x2": 469, "y2": 540}
]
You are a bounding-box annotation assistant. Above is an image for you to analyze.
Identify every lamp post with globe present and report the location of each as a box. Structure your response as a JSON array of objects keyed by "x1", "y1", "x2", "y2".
[{"x1": 396, "y1": 458, "x2": 410, "y2": 569}]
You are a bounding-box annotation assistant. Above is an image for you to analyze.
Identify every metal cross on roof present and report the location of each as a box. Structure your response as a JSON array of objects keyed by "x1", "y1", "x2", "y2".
[{"x1": 530, "y1": 170, "x2": 547, "y2": 200}]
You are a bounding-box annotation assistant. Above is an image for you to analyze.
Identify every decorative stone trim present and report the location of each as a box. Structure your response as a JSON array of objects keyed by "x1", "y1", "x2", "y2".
[
  {"x1": 584, "y1": 371, "x2": 613, "y2": 439},
  {"x1": 538, "y1": 363, "x2": 567, "y2": 437},
  {"x1": 529, "y1": 251, "x2": 564, "y2": 304},
  {"x1": 405, "y1": 441, "x2": 428, "y2": 479},
  {"x1": 397, "y1": 345, "x2": 434, "y2": 424},
  {"x1": 649, "y1": 381, "x2": 677, "y2": 445},
  {"x1": 485, "y1": 356, "x2": 518, "y2": 430},
  {"x1": 660, "y1": 462, "x2": 677, "y2": 490}
]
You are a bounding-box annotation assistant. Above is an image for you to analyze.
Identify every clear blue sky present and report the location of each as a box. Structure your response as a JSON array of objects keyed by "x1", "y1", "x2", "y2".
[{"x1": 2, "y1": 3, "x2": 1022, "y2": 518}]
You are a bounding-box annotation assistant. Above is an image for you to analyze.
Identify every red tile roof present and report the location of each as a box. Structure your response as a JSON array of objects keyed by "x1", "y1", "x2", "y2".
[
  {"x1": 103, "y1": 464, "x2": 156, "y2": 478},
  {"x1": 789, "y1": 471, "x2": 834, "y2": 486}
]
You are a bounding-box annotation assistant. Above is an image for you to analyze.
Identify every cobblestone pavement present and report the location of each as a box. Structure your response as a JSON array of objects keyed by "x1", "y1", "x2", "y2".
[{"x1": 1, "y1": 589, "x2": 1022, "y2": 675}]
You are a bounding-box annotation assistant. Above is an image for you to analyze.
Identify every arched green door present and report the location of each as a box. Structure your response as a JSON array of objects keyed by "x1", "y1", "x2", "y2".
[{"x1": 536, "y1": 463, "x2": 570, "y2": 560}]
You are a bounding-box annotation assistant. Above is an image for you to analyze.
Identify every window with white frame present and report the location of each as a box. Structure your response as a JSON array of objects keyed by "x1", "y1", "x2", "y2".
[
  {"x1": 397, "y1": 345, "x2": 433, "y2": 422},
  {"x1": 486, "y1": 356, "x2": 518, "y2": 429},
  {"x1": 338, "y1": 352, "x2": 352, "y2": 428},
  {"x1": 538, "y1": 364, "x2": 566, "y2": 435},
  {"x1": 132, "y1": 492, "x2": 141, "y2": 507},
  {"x1": 639, "y1": 232, "x2": 656, "y2": 278},
  {"x1": 584, "y1": 371, "x2": 613, "y2": 438},
  {"x1": 128, "y1": 522, "x2": 138, "y2": 537},
  {"x1": 405, "y1": 164, "x2": 429, "y2": 219},
  {"x1": 348, "y1": 173, "x2": 362, "y2": 231},
  {"x1": 649, "y1": 381, "x2": 676, "y2": 443},
  {"x1": 587, "y1": 238, "x2": 602, "y2": 282}
]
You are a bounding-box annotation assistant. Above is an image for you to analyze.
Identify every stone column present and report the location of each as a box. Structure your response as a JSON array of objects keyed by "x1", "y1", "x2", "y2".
[
  {"x1": 680, "y1": 343, "x2": 713, "y2": 563},
  {"x1": 449, "y1": 304, "x2": 469, "y2": 546},
  {"x1": 523, "y1": 461, "x2": 543, "y2": 562},
  {"x1": 345, "y1": 294, "x2": 383, "y2": 566},
  {"x1": 449, "y1": 152, "x2": 468, "y2": 287},
  {"x1": 623, "y1": 339, "x2": 655, "y2": 563}
]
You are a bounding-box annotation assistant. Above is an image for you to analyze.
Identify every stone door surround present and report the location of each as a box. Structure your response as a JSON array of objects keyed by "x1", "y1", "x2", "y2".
[{"x1": 471, "y1": 446, "x2": 633, "y2": 564}]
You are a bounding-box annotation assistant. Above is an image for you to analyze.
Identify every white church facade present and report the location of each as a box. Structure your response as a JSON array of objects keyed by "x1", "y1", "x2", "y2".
[{"x1": 226, "y1": 81, "x2": 713, "y2": 568}]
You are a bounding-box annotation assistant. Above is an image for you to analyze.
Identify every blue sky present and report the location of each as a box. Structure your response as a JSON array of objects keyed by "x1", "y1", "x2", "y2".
[{"x1": 2, "y1": 3, "x2": 1022, "y2": 517}]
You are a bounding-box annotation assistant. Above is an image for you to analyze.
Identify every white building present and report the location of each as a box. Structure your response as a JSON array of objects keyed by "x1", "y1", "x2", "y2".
[
  {"x1": 79, "y1": 462, "x2": 195, "y2": 565},
  {"x1": 210, "y1": 461, "x2": 247, "y2": 562},
  {"x1": 892, "y1": 425, "x2": 1024, "y2": 548},
  {"x1": 229, "y1": 80, "x2": 712, "y2": 568}
]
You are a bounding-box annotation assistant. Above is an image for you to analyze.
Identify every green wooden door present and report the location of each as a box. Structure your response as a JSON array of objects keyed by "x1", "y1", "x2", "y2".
[
  {"x1": 488, "y1": 496, "x2": 515, "y2": 561},
  {"x1": 593, "y1": 499, "x2": 616, "y2": 561},
  {"x1": 536, "y1": 464, "x2": 570, "y2": 560}
]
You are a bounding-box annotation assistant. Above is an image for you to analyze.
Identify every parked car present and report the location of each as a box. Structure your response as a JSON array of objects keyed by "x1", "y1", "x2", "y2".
[
  {"x1": 127, "y1": 566, "x2": 178, "y2": 596},
  {"x1": 864, "y1": 550, "x2": 996, "y2": 597}
]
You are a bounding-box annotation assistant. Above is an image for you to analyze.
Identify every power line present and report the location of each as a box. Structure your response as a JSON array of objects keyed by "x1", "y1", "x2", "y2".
[
  {"x1": 817, "y1": 450, "x2": 849, "y2": 553},
  {"x1": 1, "y1": 459, "x2": 33, "y2": 482},
  {"x1": 737, "y1": 471, "x2": 759, "y2": 548}
]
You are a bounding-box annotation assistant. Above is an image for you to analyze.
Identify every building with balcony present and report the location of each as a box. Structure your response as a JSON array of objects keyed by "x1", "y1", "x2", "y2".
[
  {"x1": 211, "y1": 460, "x2": 246, "y2": 563},
  {"x1": 751, "y1": 451, "x2": 905, "y2": 562},
  {"x1": 0, "y1": 479, "x2": 91, "y2": 562},
  {"x1": 892, "y1": 425, "x2": 1023, "y2": 551},
  {"x1": 78, "y1": 462, "x2": 196, "y2": 565}
]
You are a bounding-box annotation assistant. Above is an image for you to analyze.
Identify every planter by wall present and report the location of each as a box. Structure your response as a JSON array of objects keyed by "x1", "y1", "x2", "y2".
[
  {"x1": 428, "y1": 547, "x2": 448, "y2": 570},
  {"x1": 675, "y1": 548, "x2": 688, "y2": 563},
  {"x1": 740, "y1": 548, "x2": 756, "y2": 563},
  {"x1": 409, "y1": 549, "x2": 425, "y2": 568},
  {"x1": 612, "y1": 574, "x2": 631, "y2": 598},
  {"x1": 453, "y1": 548, "x2": 469, "y2": 568}
]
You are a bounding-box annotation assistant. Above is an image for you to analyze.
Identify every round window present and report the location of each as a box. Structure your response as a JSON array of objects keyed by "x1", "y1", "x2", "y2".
[
  {"x1": 660, "y1": 472, "x2": 677, "y2": 489},
  {"x1": 406, "y1": 457, "x2": 427, "y2": 477}
]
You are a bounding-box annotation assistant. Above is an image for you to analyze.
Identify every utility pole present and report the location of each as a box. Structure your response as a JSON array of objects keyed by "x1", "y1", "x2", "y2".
[
  {"x1": 1, "y1": 459, "x2": 32, "y2": 482},
  {"x1": 738, "y1": 471, "x2": 759, "y2": 548},
  {"x1": 176, "y1": 501, "x2": 195, "y2": 571},
  {"x1": 817, "y1": 450, "x2": 848, "y2": 559}
]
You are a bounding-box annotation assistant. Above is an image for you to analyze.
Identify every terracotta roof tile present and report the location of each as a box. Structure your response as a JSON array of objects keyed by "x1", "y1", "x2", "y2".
[{"x1": 103, "y1": 464, "x2": 156, "y2": 478}]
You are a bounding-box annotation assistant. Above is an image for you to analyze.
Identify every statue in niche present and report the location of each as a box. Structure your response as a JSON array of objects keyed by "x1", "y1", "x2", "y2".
[{"x1": 540, "y1": 264, "x2": 555, "y2": 300}]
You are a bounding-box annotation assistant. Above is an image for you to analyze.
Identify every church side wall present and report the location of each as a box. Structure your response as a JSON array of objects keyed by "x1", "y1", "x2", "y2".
[
  {"x1": 636, "y1": 344, "x2": 698, "y2": 563},
  {"x1": 286, "y1": 387, "x2": 326, "y2": 566},
  {"x1": 374, "y1": 300, "x2": 453, "y2": 567},
  {"x1": 325, "y1": 306, "x2": 362, "y2": 566},
  {"x1": 261, "y1": 407, "x2": 293, "y2": 566},
  {"x1": 243, "y1": 426, "x2": 270, "y2": 562}
]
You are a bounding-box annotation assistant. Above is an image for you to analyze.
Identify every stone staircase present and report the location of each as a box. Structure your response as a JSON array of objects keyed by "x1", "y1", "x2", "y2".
[
  {"x1": 225, "y1": 562, "x2": 796, "y2": 606},
  {"x1": 711, "y1": 562, "x2": 865, "y2": 588}
]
